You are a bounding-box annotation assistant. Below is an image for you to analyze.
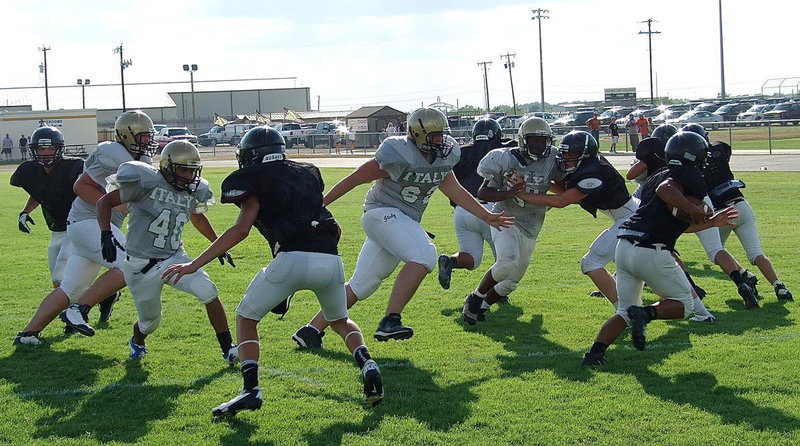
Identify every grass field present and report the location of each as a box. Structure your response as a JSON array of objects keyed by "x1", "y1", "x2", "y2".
[{"x1": 0, "y1": 166, "x2": 798, "y2": 445}]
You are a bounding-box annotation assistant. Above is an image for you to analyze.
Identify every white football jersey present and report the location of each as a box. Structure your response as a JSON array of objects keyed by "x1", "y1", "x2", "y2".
[
  {"x1": 116, "y1": 161, "x2": 212, "y2": 259},
  {"x1": 68, "y1": 141, "x2": 152, "y2": 228},
  {"x1": 477, "y1": 147, "x2": 561, "y2": 237},
  {"x1": 363, "y1": 135, "x2": 460, "y2": 222}
]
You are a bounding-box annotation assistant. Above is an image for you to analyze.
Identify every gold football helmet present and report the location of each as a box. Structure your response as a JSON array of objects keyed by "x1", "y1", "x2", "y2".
[
  {"x1": 160, "y1": 140, "x2": 202, "y2": 191},
  {"x1": 115, "y1": 110, "x2": 157, "y2": 158},
  {"x1": 517, "y1": 117, "x2": 554, "y2": 160},
  {"x1": 407, "y1": 107, "x2": 454, "y2": 159}
]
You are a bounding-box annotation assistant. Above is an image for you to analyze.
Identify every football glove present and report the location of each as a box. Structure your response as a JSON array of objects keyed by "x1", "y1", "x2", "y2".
[
  {"x1": 100, "y1": 230, "x2": 125, "y2": 263},
  {"x1": 218, "y1": 251, "x2": 236, "y2": 268},
  {"x1": 18, "y1": 212, "x2": 34, "y2": 233}
]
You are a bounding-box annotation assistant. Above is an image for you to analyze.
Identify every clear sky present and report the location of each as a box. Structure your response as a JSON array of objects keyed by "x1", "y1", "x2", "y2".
[{"x1": 2, "y1": 0, "x2": 798, "y2": 112}]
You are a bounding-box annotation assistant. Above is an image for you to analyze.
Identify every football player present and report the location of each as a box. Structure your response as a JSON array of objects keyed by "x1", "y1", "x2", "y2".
[
  {"x1": 292, "y1": 107, "x2": 514, "y2": 346},
  {"x1": 582, "y1": 131, "x2": 738, "y2": 365},
  {"x1": 686, "y1": 123, "x2": 793, "y2": 302},
  {"x1": 437, "y1": 118, "x2": 515, "y2": 290},
  {"x1": 461, "y1": 117, "x2": 562, "y2": 324},
  {"x1": 10, "y1": 126, "x2": 83, "y2": 288},
  {"x1": 161, "y1": 127, "x2": 383, "y2": 415},
  {"x1": 14, "y1": 111, "x2": 156, "y2": 346},
  {"x1": 95, "y1": 140, "x2": 237, "y2": 362}
]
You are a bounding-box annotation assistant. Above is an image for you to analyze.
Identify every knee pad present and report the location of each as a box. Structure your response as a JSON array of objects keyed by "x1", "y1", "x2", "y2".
[
  {"x1": 493, "y1": 280, "x2": 519, "y2": 297},
  {"x1": 408, "y1": 243, "x2": 438, "y2": 273},
  {"x1": 697, "y1": 229, "x2": 724, "y2": 262},
  {"x1": 191, "y1": 279, "x2": 219, "y2": 305},
  {"x1": 746, "y1": 252, "x2": 764, "y2": 265},
  {"x1": 580, "y1": 254, "x2": 606, "y2": 274},
  {"x1": 491, "y1": 258, "x2": 517, "y2": 283},
  {"x1": 349, "y1": 276, "x2": 383, "y2": 301},
  {"x1": 137, "y1": 314, "x2": 162, "y2": 335}
]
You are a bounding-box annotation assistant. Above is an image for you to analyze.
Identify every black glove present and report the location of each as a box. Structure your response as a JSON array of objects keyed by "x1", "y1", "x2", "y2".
[
  {"x1": 18, "y1": 212, "x2": 34, "y2": 233},
  {"x1": 218, "y1": 251, "x2": 236, "y2": 268},
  {"x1": 100, "y1": 230, "x2": 125, "y2": 263}
]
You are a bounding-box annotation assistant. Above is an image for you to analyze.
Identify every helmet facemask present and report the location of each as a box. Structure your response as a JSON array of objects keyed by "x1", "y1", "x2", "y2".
[
  {"x1": 163, "y1": 157, "x2": 202, "y2": 192},
  {"x1": 31, "y1": 144, "x2": 64, "y2": 168},
  {"x1": 408, "y1": 108, "x2": 454, "y2": 160},
  {"x1": 520, "y1": 133, "x2": 553, "y2": 161},
  {"x1": 115, "y1": 110, "x2": 158, "y2": 159}
]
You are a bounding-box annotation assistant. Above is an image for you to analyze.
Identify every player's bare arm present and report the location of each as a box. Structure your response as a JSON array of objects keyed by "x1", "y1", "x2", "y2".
[
  {"x1": 626, "y1": 160, "x2": 647, "y2": 180},
  {"x1": 96, "y1": 189, "x2": 123, "y2": 232},
  {"x1": 323, "y1": 159, "x2": 388, "y2": 206},
  {"x1": 516, "y1": 186, "x2": 586, "y2": 208},
  {"x1": 685, "y1": 206, "x2": 739, "y2": 233},
  {"x1": 162, "y1": 195, "x2": 259, "y2": 284},
  {"x1": 476, "y1": 178, "x2": 524, "y2": 203},
  {"x1": 656, "y1": 178, "x2": 711, "y2": 223},
  {"x1": 440, "y1": 172, "x2": 514, "y2": 229},
  {"x1": 189, "y1": 213, "x2": 219, "y2": 243},
  {"x1": 73, "y1": 172, "x2": 106, "y2": 205}
]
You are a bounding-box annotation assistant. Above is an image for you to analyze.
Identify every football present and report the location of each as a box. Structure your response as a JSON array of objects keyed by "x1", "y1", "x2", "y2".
[{"x1": 672, "y1": 196, "x2": 712, "y2": 223}]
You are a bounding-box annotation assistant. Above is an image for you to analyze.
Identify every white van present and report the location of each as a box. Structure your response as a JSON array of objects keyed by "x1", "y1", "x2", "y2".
[{"x1": 199, "y1": 123, "x2": 257, "y2": 146}]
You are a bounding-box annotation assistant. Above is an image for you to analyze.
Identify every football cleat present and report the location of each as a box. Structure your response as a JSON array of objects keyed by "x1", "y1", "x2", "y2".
[
  {"x1": 60, "y1": 304, "x2": 95, "y2": 336},
  {"x1": 775, "y1": 282, "x2": 794, "y2": 302},
  {"x1": 13, "y1": 331, "x2": 44, "y2": 346},
  {"x1": 588, "y1": 290, "x2": 606, "y2": 298},
  {"x1": 737, "y1": 282, "x2": 760, "y2": 309},
  {"x1": 743, "y1": 270, "x2": 760, "y2": 298},
  {"x1": 374, "y1": 314, "x2": 413, "y2": 342},
  {"x1": 223, "y1": 345, "x2": 240, "y2": 365},
  {"x1": 292, "y1": 325, "x2": 325, "y2": 349},
  {"x1": 212, "y1": 387, "x2": 263, "y2": 417},
  {"x1": 626, "y1": 306, "x2": 649, "y2": 351},
  {"x1": 581, "y1": 351, "x2": 607, "y2": 366},
  {"x1": 692, "y1": 283, "x2": 707, "y2": 300},
  {"x1": 437, "y1": 254, "x2": 456, "y2": 290},
  {"x1": 689, "y1": 314, "x2": 717, "y2": 323},
  {"x1": 360, "y1": 359, "x2": 384, "y2": 407},
  {"x1": 462, "y1": 293, "x2": 483, "y2": 326},
  {"x1": 129, "y1": 337, "x2": 148, "y2": 360},
  {"x1": 98, "y1": 291, "x2": 122, "y2": 323}
]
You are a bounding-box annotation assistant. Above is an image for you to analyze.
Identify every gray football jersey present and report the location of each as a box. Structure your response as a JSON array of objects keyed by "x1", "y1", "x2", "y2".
[
  {"x1": 68, "y1": 141, "x2": 152, "y2": 228},
  {"x1": 364, "y1": 135, "x2": 461, "y2": 222},
  {"x1": 116, "y1": 161, "x2": 212, "y2": 259},
  {"x1": 477, "y1": 147, "x2": 561, "y2": 237}
]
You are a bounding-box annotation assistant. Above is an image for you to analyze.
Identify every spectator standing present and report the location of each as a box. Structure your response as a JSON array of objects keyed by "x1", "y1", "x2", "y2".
[
  {"x1": 19, "y1": 135, "x2": 28, "y2": 160},
  {"x1": 385, "y1": 121, "x2": 397, "y2": 136},
  {"x1": 586, "y1": 113, "x2": 601, "y2": 150},
  {"x1": 637, "y1": 114, "x2": 650, "y2": 139},
  {"x1": 2, "y1": 134, "x2": 13, "y2": 160},
  {"x1": 347, "y1": 126, "x2": 357, "y2": 154},
  {"x1": 608, "y1": 117, "x2": 619, "y2": 153},
  {"x1": 625, "y1": 114, "x2": 639, "y2": 151}
]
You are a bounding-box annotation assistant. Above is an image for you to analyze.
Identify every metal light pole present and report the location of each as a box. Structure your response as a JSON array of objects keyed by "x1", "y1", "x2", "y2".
[
  {"x1": 718, "y1": 0, "x2": 726, "y2": 99},
  {"x1": 478, "y1": 61, "x2": 492, "y2": 113},
  {"x1": 38, "y1": 46, "x2": 51, "y2": 110},
  {"x1": 639, "y1": 19, "x2": 660, "y2": 105},
  {"x1": 500, "y1": 53, "x2": 517, "y2": 115},
  {"x1": 531, "y1": 9, "x2": 549, "y2": 112},
  {"x1": 77, "y1": 79, "x2": 90, "y2": 109},
  {"x1": 183, "y1": 64, "x2": 198, "y2": 131},
  {"x1": 113, "y1": 44, "x2": 133, "y2": 111}
]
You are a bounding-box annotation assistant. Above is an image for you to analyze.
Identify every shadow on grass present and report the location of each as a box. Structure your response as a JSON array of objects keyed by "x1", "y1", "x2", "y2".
[{"x1": 0, "y1": 347, "x2": 227, "y2": 443}]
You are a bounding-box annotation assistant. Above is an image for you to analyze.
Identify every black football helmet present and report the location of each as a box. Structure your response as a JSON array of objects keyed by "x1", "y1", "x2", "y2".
[
  {"x1": 681, "y1": 123, "x2": 709, "y2": 142},
  {"x1": 651, "y1": 124, "x2": 678, "y2": 143},
  {"x1": 29, "y1": 126, "x2": 65, "y2": 168},
  {"x1": 557, "y1": 130, "x2": 598, "y2": 172},
  {"x1": 665, "y1": 131, "x2": 708, "y2": 169},
  {"x1": 472, "y1": 118, "x2": 502, "y2": 142},
  {"x1": 237, "y1": 126, "x2": 286, "y2": 168}
]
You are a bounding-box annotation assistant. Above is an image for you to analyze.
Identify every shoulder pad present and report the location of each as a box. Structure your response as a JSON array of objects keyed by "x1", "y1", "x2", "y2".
[
  {"x1": 571, "y1": 160, "x2": 604, "y2": 193},
  {"x1": 477, "y1": 148, "x2": 511, "y2": 182},
  {"x1": 193, "y1": 178, "x2": 213, "y2": 203},
  {"x1": 116, "y1": 161, "x2": 162, "y2": 190},
  {"x1": 376, "y1": 137, "x2": 414, "y2": 164},
  {"x1": 10, "y1": 161, "x2": 41, "y2": 187},
  {"x1": 221, "y1": 168, "x2": 254, "y2": 203},
  {"x1": 91, "y1": 141, "x2": 133, "y2": 172},
  {"x1": 447, "y1": 135, "x2": 461, "y2": 160}
]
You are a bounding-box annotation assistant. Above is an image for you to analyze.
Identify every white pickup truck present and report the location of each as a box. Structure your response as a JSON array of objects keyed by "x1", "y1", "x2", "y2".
[{"x1": 272, "y1": 122, "x2": 305, "y2": 148}]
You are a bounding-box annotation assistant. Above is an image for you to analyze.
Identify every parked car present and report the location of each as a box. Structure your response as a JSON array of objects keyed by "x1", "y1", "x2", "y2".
[
  {"x1": 525, "y1": 111, "x2": 556, "y2": 124},
  {"x1": 303, "y1": 120, "x2": 347, "y2": 148},
  {"x1": 551, "y1": 111, "x2": 595, "y2": 134},
  {"x1": 154, "y1": 127, "x2": 197, "y2": 150},
  {"x1": 272, "y1": 122, "x2": 304, "y2": 148},
  {"x1": 652, "y1": 109, "x2": 684, "y2": 125},
  {"x1": 153, "y1": 124, "x2": 167, "y2": 135},
  {"x1": 693, "y1": 103, "x2": 722, "y2": 113},
  {"x1": 598, "y1": 107, "x2": 635, "y2": 125},
  {"x1": 713, "y1": 103, "x2": 752, "y2": 122},
  {"x1": 496, "y1": 115, "x2": 523, "y2": 129},
  {"x1": 630, "y1": 108, "x2": 661, "y2": 119},
  {"x1": 761, "y1": 102, "x2": 800, "y2": 125},
  {"x1": 198, "y1": 123, "x2": 258, "y2": 146},
  {"x1": 736, "y1": 104, "x2": 775, "y2": 126},
  {"x1": 666, "y1": 111, "x2": 723, "y2": 129}
]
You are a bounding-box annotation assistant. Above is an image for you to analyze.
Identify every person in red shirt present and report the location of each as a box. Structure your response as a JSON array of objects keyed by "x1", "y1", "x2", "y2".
[{"x1": 636, "y1": 114, "x2": 650, "y2": 138}]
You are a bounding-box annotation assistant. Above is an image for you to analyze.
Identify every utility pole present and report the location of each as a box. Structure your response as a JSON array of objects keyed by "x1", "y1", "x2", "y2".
[
  {"x1": 113, "y1": 44, "x2": 133, "y2": 111},
  {"x1": 531, "y1": 8, "x2": 549, "y2": 112},
  {"x1": 38, "y1": 46, "x2": 51, "y2": 110},
  {"x1": 500, "y1": 52, "x2": 517, "y2": 115},
  {"x1": 639, "y1": 19, "x2": 660, "y2": 105},
  {"x1": 718, "y1": 0, "x2": 726, "y2": 99},
  {"x1": 478, "y1": 61, "x2": 492, "y2": 113}
]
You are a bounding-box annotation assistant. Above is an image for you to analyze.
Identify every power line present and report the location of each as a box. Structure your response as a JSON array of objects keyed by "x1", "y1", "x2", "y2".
[
  {"x1": 500, "y1": 52, "x2": 517, "y2": 114},
  {"x1": 477, "y1": 61, "x2": 492, "y2": 113},
  {"x1": 639, "y1": 18, "x2": 661, "y2": 105}
]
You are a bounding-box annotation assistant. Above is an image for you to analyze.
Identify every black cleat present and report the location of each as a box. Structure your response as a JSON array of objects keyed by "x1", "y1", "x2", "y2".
[
  {"x1": 743, "y1": 270, "x2": 760, "y2": 298},
  {"x1": 588, "y1": 290, "x2": 606, "y2": 298},
  {"x1": 581, "y1": 351, "x2": 607, "y2": 366},
  {"x1": 775, "y1": 282, "x2": 794, "y2": 302},
  {"x1": 461, "y1": 293, "x2": 483, "y2": 325},
  {"x1": 437, "y1": 254, "x2": 455, "y2": 290},
  {"x1": 360, "y1": 359, "x2": 384, "y2": 407},
  {"x1": 292, "y1": 325, "x2": 325, "y2": 349},
  {"x1": 626, "y1": 306, "x2": 649, "y2": 351},
  {"x1": 60, "y1": 304, "x2": 95, "y2": 336},
  {"x1": 13, "y1": 331, "x2": 44, "y2": 346},
  {"x1": 212, "y1": 387, "x2": 263, "y2": 417},
  {"x1": 738, "y1": 282, "x2": 760, "y2": 309},
  {"x1": 98, "y1": 291, "x2": 121, "y2": 323},
  {"x1": 374, "y1": 314, "x2": 413, "y2": 341}
]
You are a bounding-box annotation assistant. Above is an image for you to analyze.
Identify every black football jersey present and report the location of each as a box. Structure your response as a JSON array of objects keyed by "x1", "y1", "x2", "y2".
[
  {"x1": 565, "y1": 155, "x2": 631, "y2": 217},
  {"x1": 619, "y1": 165, "x2": 707, "y2": 250},
  {"x1": 635, "y1": 137, "x2": 667, "y2": 178},
  {"x1": 10, "y1": 158, "x2": 84, "y2": 232},
  {"x1": 450, "y1": 138, "x2": 515, "y2": 206},
  {"x1": 702, "y1": 141, "x2": 742, "y2": 209},
  {"x1": 221, "y1": 159, "x2": 339, "y2": 256}
]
